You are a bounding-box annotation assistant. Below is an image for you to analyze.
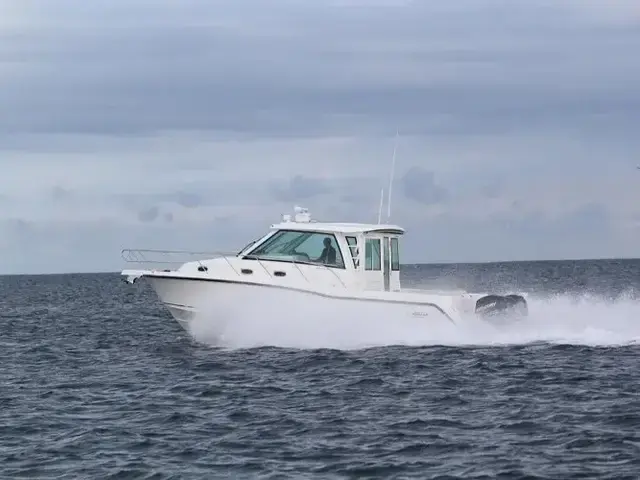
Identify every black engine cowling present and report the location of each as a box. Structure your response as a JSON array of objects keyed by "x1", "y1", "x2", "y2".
[{"x1": 475, "y1": 294, "x2": 528, "y2": 323}]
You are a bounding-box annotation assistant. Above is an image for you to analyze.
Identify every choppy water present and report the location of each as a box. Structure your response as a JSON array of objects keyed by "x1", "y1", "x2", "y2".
[{"x1": 2, "y1": 259, "x2": 640, "y2": 479}]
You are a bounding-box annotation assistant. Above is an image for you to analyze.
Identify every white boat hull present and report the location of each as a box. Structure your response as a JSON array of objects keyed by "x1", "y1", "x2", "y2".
[
  {"x1": 119, "y1": 206, "x2": 529, "y2": 338},
  {"x1": 143, "y1": 274, "x2": 469, "y2": 334}
]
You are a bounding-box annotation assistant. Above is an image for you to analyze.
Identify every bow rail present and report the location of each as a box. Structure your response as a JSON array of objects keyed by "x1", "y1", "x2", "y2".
[
  {"x1": 121, "y1": 248, "x2": 236, "y2": 265},
  {"x1": 120, "y1": 248, "x2": 347, "y2": 288}
]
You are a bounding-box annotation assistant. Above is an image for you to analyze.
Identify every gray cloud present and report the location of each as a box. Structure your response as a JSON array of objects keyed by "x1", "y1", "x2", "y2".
[
  {"x1": 109, "y1": 179, "x2": 272, "y2": 215},
  {"x1": 2, "y1": 0, "x2": 640, "y2": 272},
  {"x1": 171, "y1": 192, "x2": 202, "y2": 209},
  {"x1": 398, "y1": 202, "x2": 615, "y2": 263},
  {"x1": 270, "y1": 175, "x2": 333, "y2": 203},
  {"x1": 489, "y1": 204, "x2": 611, "y2": 240},
  {"x1": 1, "y1": 1, "x2": 639, "y2": 141},
  {"x1": 0, "y1": 213, "x2": 270, "y2": 274},
  {"x1": 49, "y1": 186, "x2": 73, "y2": 202},
  {"x1": 480, "y1": 180, "x2": 504, "y2": 200},
  {"x1": 137, "y1": 206, "x2": 160, "y2": 222},
  {"x1": 401, "y1": 167, "x2": 448, "y2": 205}
]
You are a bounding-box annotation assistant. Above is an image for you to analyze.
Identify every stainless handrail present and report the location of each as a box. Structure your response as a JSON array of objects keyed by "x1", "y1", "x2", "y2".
[
  {"x1": 121, "y1": 248, "x2": 347, "y2": 288},
  {"x1": 121, "y1": 249, "x2": 241, "y2": 276},
  {"x1": 121, "y1": 249, "x2": 237, "y2": 264}
]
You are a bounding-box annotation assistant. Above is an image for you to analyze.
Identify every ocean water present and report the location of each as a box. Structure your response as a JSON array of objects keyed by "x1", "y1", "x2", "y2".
[{"x1": 2, "y1": 259, "x2": 640, "y2": 479}]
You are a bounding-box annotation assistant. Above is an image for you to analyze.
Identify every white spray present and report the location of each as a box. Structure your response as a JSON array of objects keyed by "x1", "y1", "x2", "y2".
[{"x1": 186, "y1": 290, "x2": 640, "y2": 350}]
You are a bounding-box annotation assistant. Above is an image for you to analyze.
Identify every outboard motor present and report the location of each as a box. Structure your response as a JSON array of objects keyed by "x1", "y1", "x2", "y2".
[{"x1": 475, "y1": 294, "x2": 528, "y2": 324}]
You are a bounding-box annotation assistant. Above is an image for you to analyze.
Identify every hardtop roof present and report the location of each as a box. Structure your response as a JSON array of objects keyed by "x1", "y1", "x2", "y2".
[{"x1": 269, "y1": 221, "x2": 405, "y2": 235}]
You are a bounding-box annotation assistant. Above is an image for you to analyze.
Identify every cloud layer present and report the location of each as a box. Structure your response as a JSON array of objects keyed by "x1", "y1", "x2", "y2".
[{"x1": 1, "y1": 0, "x2": 640, "y2": 273}]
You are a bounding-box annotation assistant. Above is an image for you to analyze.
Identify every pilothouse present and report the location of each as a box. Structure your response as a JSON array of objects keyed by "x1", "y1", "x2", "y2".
[{"x1": 237, "y1": 206, "x2": 405, "y2": 293}]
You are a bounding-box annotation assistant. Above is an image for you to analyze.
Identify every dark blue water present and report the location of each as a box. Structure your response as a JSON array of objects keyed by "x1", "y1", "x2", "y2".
[{"x1": 2, "y1": 260, "x2": 640, "y2": 479}]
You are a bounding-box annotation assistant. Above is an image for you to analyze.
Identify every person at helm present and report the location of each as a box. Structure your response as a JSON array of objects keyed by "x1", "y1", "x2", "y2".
[{"x1": 316, "y1": 237, "x2": 337, "y2": 265}]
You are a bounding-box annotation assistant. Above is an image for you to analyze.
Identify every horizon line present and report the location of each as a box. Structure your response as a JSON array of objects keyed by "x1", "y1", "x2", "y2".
[{"x1": 1, "y1": 255, "x2": 639, "y2": 277}]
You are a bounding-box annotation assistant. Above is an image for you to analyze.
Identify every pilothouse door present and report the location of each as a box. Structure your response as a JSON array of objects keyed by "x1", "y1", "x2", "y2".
[{"x1": 383, "y1": 236, "x2": 390, "y2": 291}]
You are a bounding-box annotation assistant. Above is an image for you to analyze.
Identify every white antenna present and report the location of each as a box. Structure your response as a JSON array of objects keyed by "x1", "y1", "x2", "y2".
[
  {"x1": 386, "y1": 129, "x2": 399, "y2": 221},
  {"x1": 377, "y1": 188, "x2": 384, "y2": 224}
]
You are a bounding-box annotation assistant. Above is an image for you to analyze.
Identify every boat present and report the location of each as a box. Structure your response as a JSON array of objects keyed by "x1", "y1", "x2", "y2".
[{"x1": 120, "y1": 206, "x2": 529, "y2": 331}]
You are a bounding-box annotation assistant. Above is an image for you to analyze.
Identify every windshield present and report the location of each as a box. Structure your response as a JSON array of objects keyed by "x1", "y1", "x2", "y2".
[
  {"x1": 237, "y1": 239, "x2": 258, "y2": 255},
  {"x1": 244, "y1": 230, "x2": 345, "y2": 268}
]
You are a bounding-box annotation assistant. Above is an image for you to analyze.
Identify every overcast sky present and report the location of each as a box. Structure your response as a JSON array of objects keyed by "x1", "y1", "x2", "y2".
[{"x1": 1, "y1": 0, "x2": 640, "y2": 274}]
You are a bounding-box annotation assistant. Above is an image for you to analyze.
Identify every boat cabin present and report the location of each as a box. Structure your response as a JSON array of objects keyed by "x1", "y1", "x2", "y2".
[{"x1": 238, "y1": 207, "x2": 404, "y2": 292}]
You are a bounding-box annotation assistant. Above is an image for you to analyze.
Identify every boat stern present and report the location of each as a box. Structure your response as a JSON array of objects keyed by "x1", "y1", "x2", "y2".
[
  {"x1": 473, "y1": 292, "x2": 529, "y2": 324},
  {"x1": 440, "y1": 291, "x2": 529, "y2": 325}
]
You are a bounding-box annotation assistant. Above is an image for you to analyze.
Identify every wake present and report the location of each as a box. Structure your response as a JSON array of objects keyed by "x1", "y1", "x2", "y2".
[{"x1": 187, "y1": 289, "x2": 640, "y2": 350}]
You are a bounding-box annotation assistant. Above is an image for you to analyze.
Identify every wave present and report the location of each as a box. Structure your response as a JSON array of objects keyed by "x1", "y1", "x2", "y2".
[{"x1": 186, "y1": 288, "x2": 640, "y2": 350}]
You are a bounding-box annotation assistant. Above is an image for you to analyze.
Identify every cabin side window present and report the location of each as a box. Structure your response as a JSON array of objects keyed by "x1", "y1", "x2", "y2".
[
  {"x1": 365, "y1": 239, "x2": 381, "y2": 271},
  {"x1": 390, "y1": 237, "x2": 400, "y2": 271},
  {"x1": 345, "y1": 236, "x2": 358, "y2": 268},
  {"x1": 244, "y1": 230, "x2": 345, "y2": 268}
]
